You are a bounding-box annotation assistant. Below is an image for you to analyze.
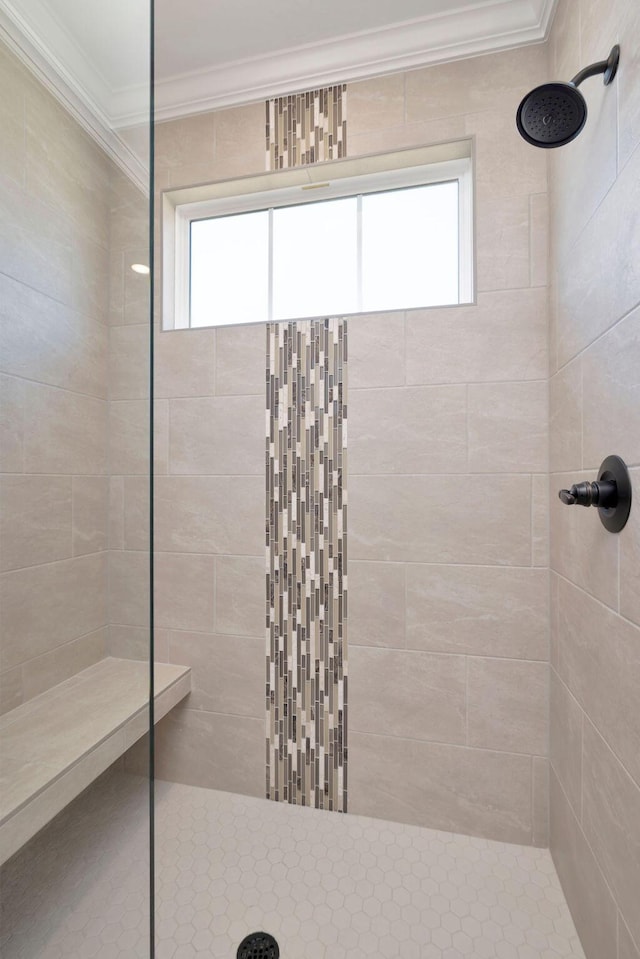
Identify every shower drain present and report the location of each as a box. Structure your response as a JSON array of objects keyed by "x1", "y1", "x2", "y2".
[{"x1": 237, "y1": 931, "x2": 280, "y2": 959}]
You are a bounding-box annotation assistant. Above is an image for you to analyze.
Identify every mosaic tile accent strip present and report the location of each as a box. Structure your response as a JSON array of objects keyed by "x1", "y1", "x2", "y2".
[
  {"x1": 266, "y1": 318, "x2": 348, "y2": 812},
  {"x1": 266, "y1": 85, "x2": 347, "y2": 170}
]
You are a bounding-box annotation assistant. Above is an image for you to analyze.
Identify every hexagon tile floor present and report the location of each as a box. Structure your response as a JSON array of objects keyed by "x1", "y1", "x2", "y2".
[{"x1": 1, "y1": 769, "x2": 586, "y2": 959}]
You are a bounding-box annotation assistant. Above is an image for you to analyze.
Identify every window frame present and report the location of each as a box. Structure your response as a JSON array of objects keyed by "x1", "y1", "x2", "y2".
[{"x1": 163, "y1": 145, "x2": 474, "y2": 330}]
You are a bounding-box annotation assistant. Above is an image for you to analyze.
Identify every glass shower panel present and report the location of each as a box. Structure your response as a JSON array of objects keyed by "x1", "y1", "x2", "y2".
[{"x1": 0, "y1": 3, "x2": 154, "y2": 956}]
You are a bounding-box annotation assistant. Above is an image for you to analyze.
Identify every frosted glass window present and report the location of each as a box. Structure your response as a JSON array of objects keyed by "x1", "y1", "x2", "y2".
[
  {"x1": 190, "y1": 210, "x2": 269, "y2": 327},
  {"x1": 272, "y1": 197, "x2": 358, "y2": 321},
  {"x1": 362, "y1": 182, "x2": 459, "y2": 311}
]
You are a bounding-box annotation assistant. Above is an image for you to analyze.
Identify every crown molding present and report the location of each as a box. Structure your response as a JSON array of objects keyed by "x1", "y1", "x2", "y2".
[
  {"x1": 0, "y1": 0, "x2": 148, "y2": 191},
  {"x1": 1, "y1": 0, "x2": 558, "y2": 143},
  {"x1": 148, "y1": 0, "x2": 558, "y2": 123}
]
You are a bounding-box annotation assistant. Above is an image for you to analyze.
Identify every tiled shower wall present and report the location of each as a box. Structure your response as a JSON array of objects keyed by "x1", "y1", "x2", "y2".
[
  {"x1": 140, "y1": 41, "x2": 553, "y2": 847},
  {"x1": 0, "y1": 43, "x2": 111, "y2": 711},
  {"x1": 547, "y1": 2, "x2": 640, "y2": 958}
]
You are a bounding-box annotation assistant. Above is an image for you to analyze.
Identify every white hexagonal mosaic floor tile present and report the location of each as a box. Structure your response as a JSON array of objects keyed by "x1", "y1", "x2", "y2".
[{"x1": 1, "y1": 769, "x2": 586, "y2": 959}]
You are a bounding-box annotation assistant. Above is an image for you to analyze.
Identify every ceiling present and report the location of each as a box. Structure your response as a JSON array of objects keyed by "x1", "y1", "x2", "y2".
[{"x1": 0, "y1": 0, "x2": 557, "y2": 181}]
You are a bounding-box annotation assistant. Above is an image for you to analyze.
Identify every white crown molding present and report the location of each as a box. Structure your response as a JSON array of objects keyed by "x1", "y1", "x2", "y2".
[
  {"x1": 0, "y1": 0, "x2": 148, "y2": 191},
  {"x1": 147, "y1": 0, "x2": 559, "y2": 124},
  {"x1": 1, "y1": 0, "x2": 558, "y2": 143}
]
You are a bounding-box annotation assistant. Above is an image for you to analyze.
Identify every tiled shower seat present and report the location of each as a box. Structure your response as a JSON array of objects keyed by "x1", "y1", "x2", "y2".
[{"x1": 0, "y1": 657, "x2": 190, "y2": 865}]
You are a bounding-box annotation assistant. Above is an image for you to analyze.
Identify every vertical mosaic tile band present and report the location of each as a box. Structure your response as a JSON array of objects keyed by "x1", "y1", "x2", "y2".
[
  {"x1": 266, "y1": 85, "x2": 347, "y2": 170},
  {"x1": 266, "y1": 319, "x2": 348, "y2": 812}
]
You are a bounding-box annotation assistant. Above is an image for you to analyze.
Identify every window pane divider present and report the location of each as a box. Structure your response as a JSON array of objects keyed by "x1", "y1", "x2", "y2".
[{"x1": 356, "y1": 193, "x2": 363, "y2": 314}]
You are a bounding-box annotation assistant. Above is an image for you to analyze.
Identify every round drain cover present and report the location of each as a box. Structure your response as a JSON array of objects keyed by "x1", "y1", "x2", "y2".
[{"x1": 237, "y1": 931, "x2": 280, "y2": 959}]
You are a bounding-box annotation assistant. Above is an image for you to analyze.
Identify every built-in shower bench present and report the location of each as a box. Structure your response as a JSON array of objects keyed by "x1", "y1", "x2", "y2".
[{"x1": 0, "y1": 657, "x2": 190, "y2": 865}]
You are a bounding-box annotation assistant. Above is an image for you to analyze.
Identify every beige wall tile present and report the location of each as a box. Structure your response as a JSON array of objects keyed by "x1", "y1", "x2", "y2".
[
  {"x1": 21, "y1": 628, "x2": 106, "y2": 701},
  {"x1": 618, "y1": 3, "x2": 640, "y2": 170},
  {"x1": 348, "y1": 116, "x2": 467, "y2": 157},
  {"x1": 582, "y1": 305, "x2": 640, "y2": 471},
  {"x1": 155, "y1": 114, "x2": 215, "y2": 177},
  {"x1": 155, "y1": 476, "x2": 263, "y2": 555},
  {"x1": 0, "y1": 667, "x2": 23, "y2": 716},
  {"x1": 215, "y1": 102, "x2": 265, "y2": 165},
  {"x1": 0, "y1": 475, "x2": 72, "y2": 571},
  {"x1": 123, "y1": 252, "x2": 150, "y2": 326},
  {"x1": 169, "y1": 395, "x2": 264, "y2": 475},
  {"x1": 155, "y1": 328, "x2": 215, "y2": 398},
  {"x1": 530, "y1": 193, "x2": 549, "y2": 287},
  {"x1": 109, "y1": 476, "x2": 124, "y2": 549},
  {"x1": 532, "y1": 473, "x2": 550, "y2": 567},
  {"x1": 70, "y1": 235, "x2": 109, "y2": 325},
  {"x1": 0, "y1": 173, "x2": 73, "y2": 305},
  {"x1": 0, "y1": 273, "x2": 108, "y2": 399},
  {"x1": 550, "y1": 471, "x2": 618, "y2": 609},
  {"x1": 549, "y1": 80, "x2": 617, "y2": 265},
  {"x1": 72, "y1": 476, "x2": 108, "y2": 556},
  {"x1": 406, "y1": 289, "x2": 548, "y2": 385},
  {"x1": 475, "y1": 194, "x2": 531, "y2": 292},
  {"x1": 215, "y1": 556, "x2": 264, "y2": 637},
  {"x1": 468, "y1": 110, "x2": 547, "y2": 202},
  {"x1": 350, "y1": 385, "x2": 467, "y2": 474},
  {"x1": 154, "y1": 398, "x2": 169, "y2": 475},
  {"x1": 549, "y1": 0, "x2": 580, "y2": 79},
  {"x1": 550, "y1": 771, "x2": 618, "y2": 959},
  {"x1": 109, "y1": 325, "x2": 149, "y2": 400},
  {"x1": 0, "y1": 46, "x2": 27, "y2": 187},
  {"x1": 550, "y1": 359, "x2": 582, "y2": 473},
  {"x1": 467, "y1": 658, "x2": 549, "y2": 754},
  {"x1": 348, "y1": 312, "x2": 405, "y2": 388},
  {"x1": 164, "y1": 630, "x2": 264, "y2": 717},
  {"x1": 23, "y1": 383, "x2": 107, "y2": 476},
  {"x1": 557, "y1": 577, "x2": 640, "y2": 785},
  {"x1": 25, "y1": 82, "x2": 110, "y2": 248},
  {"x1": 108, "y1": 624, "x2": 150, "y2": 661},
  {"x1": 109, "y1": 550, "x2": 149, "y2": 628},
  {"x1": 550, "y1": 669, "x2": 583, "y2": 817},
  {"x1": 349, "y1": 732, "x2": 533, "y2": 843},
  {"x1": 555, "y1": 143, "x2": 640, "y2": 367},
  {"x1": 618, "y1": 918, "x2": 640, "y2": 959},
  {"x1": 350, "y1": 474, "x2": 531, "y2": 565},
  {"x1": 406, "y1": 565, "x2": 548, "y2": 659},
  {"x1": 0, "y1": 375, "x2": 24, "y2": 473},
  {"x1": 349, "y1": 646, "x2": 466, "y2": 745},
  {"x1": 109, "y1": 399, "x2": 149, "y2": 475},
  {"x1": 154, "y1": 552, "x2": 215, "y2": 633},
  {"x1": 348, "y1": 562, "x2": 405, "y2": 648},
  {"x1": 582, "y1": 718, "x2": 640, "y2": 946},
  {"x1": 215, "y1": 323, "x2": 265, "y2": 395},
  {"x1": 1, "y1": 553, "x2": 107, "y2": 669},
  {"x1": 348, "y1": 74, "x2": 405, "y2": 138},
  {"x1": 123, "y1": 476, "x2": 149, "y2": 551},
  {"x1": 620, "y1": 467, "x2": 640, "y2": 627},
  {"x1": 405, "y1": 45, "x2": 547, "y2": 125},
  {"x1": 468, "y1": 381, "x2": 548, "y2": 473},
  {"x1": 151, "y1": 708, "x2": 264, "y2": 797},
  {"x1": 532, "y1": 756, "x2": 549, "y2": 847},
  {"x1": 109, "y1": 170, "x2": 148, "y2": 252}
]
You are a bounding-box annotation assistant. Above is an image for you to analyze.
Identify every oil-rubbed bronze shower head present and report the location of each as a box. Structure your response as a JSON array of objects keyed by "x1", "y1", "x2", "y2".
[{"x1": 516, "y1": 45, "x2": 620, "y2": 148}]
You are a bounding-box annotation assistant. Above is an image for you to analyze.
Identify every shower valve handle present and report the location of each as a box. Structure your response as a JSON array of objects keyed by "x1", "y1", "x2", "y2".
[{"x1": 558, "y1": 479, "x2": 617, "y2": 509}]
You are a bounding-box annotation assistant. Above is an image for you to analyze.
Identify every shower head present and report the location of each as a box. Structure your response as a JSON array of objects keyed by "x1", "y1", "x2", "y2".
[{"x1": 516, "y1": 45, "x2": 620, "y2": 148}]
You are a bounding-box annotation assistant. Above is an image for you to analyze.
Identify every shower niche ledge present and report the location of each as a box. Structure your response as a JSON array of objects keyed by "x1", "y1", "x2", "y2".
[{"x1": 0, "y1": 658, "x2": 191, "y2": 865}]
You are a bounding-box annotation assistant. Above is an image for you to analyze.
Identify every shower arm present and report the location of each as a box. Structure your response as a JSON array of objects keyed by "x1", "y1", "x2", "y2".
[{"x1": 570, "y1": 45, "x2": 620, "y2": 87}]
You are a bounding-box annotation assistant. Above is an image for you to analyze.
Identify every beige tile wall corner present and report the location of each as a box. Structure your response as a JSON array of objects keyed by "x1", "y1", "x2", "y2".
[
  {"x1": 106, "y1": 166, "x2": 152, "y2": 660},
  {"x1": 0, "y1": 43, "x2": 112, "y2": 712},
  {"x1": 548, "y1": 3, "x2": 640, "y2": 959},
  {"x1": 148, "y1": 41, "x2": 551, "y2": 848}
]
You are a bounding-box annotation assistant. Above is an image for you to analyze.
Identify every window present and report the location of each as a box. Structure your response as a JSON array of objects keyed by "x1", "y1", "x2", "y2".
[{"x1": 163, "y1": 145, "x2": 473, "y2": 329}]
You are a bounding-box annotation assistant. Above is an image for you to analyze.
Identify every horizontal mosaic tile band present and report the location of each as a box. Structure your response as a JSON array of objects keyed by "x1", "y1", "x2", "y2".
[
  {"x1": 266, "y1": 318, "x2": 348, "y2": 812},
  {"x1": 266, "y1": 85, "x2": 347, "y2": 170}
]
